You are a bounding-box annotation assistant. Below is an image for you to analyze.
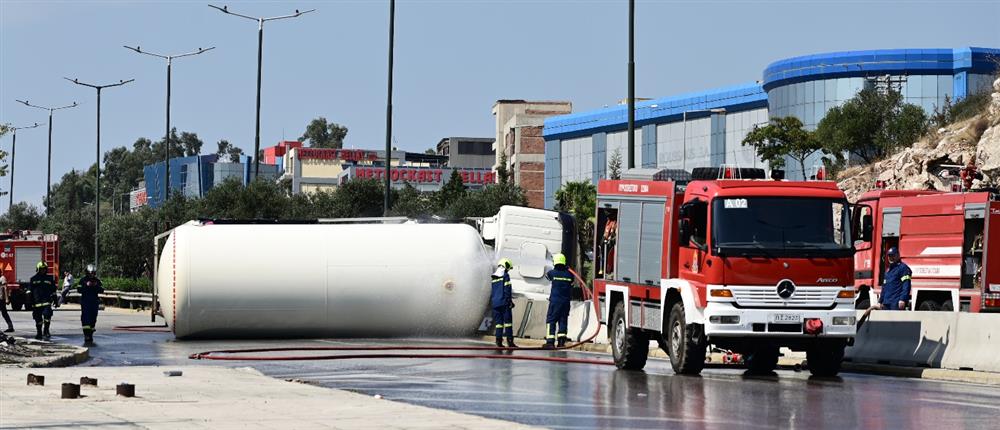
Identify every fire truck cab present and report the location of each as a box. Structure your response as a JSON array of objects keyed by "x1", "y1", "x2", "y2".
[
  {"x1": 0, "y1": 230, "x2": 60, "y2": 311},
  {"x1": 853, "y1": 189, "x2": 1000, "y2": 312},
  {"x1": 594, "y1": 168, "x2": 857, "y2": 376}
]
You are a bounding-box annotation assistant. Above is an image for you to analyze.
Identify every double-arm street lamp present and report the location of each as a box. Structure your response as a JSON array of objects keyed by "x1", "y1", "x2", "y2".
[
  {"x1": 4, "y1": 122, "x2": 44, "y2": 212},
  {"x1": 124, "y1": 45, "x2": 215, "y2": 203},
  {"x1": 15, "y1": 100, "x2": 78, "y2": 214},
  {"x1": 66, "y1": 77, "x2": 134, "y2": 274},
  {"x1": 208, "y1": 4, "x2": 315, "y2": 182}
]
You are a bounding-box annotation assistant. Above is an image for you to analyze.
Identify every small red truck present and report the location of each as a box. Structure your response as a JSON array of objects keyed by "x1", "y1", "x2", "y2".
[
  {"x1": 0, "y1": 230, "x2": 60, "y2": 311},
  {"x1": 852, "y1": 189, "x2": 999, "y2": 312},
  {"x1": 594, "y1": 168, "x2": 857, "y2": 376}
]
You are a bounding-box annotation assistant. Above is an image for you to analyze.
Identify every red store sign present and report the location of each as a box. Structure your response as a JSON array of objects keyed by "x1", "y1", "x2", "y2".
[{"x1": 354, "y1": 167, "x2": 495, "y2": 185}]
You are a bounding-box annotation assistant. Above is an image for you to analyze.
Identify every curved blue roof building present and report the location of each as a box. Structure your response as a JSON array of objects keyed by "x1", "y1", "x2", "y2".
[{"x1": 541, "y1": 47, "x2": 1000, "y2": 208}]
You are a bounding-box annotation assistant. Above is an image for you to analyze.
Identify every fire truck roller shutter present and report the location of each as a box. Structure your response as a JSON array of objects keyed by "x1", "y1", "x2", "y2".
[
  {"x1": 14, "y1": 247, "x2": 42, "y2": 283},
  {"x1": 159, "y1": 222, "x2": 493, "y2": 339}
]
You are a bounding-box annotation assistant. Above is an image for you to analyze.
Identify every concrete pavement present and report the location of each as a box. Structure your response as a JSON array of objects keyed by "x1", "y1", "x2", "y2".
[{"x1": 0, "y1": 365, "x2": 541, "y2": 430}]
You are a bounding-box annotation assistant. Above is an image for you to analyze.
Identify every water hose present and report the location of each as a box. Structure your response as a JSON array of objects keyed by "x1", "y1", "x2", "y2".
[
  {"x1": 112, "y1": 324, "x2": 172, "y2": 333},
  {"x1": 190, "y1": 268, "x2": 613, "y2": 366}
]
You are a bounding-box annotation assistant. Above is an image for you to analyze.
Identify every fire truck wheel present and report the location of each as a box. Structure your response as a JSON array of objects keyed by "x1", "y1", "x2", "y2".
[
  {"x1": 667, "y1": 302, "x2": 705, "y2": 375},
  {"x1": 941, "y1": 300, "x2": 954, "y2": 311},
  {"x1": 745, "y1": 345, "x2": 779, "y2": 375},
  {"x1": 807, "y1": 341, "x2": 845, "y2": 377},
  {"x1": 610, "y1": 301, "x2": 648, "y2": 370}
]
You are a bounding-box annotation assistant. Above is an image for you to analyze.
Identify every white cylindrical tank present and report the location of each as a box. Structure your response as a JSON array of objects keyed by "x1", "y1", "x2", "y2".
[{"x1": 158, "y1": 221, "x2": 493, "y2": 339}]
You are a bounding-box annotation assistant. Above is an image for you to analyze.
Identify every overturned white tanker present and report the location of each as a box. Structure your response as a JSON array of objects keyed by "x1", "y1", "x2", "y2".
[{"x1": 157, "y1": 220, "x2": 493, "y2": 339}]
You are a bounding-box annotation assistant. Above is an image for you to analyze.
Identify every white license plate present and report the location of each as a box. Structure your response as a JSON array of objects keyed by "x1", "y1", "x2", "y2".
[{"x1": 771, "y1": 314, "x2": 801, "y2": 323}]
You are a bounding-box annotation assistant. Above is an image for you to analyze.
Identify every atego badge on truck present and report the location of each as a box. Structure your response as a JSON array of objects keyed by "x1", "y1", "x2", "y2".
[{"x1": 594, "y1": 168, "x2": 857, "y2": 376}]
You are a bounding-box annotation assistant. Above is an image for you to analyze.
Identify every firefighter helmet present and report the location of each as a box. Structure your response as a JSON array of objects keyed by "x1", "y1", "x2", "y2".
[
  {"x1": 498, "y1": 258, "x2": 514, "y2": 270},
  {"x1": 887, "y1": 247, "x2": 899, "y2": 257},
  {"x1": 553, "y1": 253, "x2": 567, "y2": 266},
  {"x1": 86, "y1": 264, "x2": 97, "y2": 275},
  {"x1": 36, "y1": 261, "x2": 48, "y2": 271}
]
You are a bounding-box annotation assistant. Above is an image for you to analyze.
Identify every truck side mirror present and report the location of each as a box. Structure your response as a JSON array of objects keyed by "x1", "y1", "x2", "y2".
[
  {"x1": 679, "y1": 219, "x2": 692, "y2": 246},
  {"x1": 861, "y1": 214, "x2": 873, "y2": 242}
]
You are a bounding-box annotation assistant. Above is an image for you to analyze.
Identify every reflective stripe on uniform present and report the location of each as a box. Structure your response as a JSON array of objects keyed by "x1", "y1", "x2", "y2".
[
  {"x1": 495, "y1": 324, "x2": 503, "y2": 329},
  {"x1": 504, "y1": 282, "x2": 512, "y2": 286},
  {"x1": 34, "y1": 302, "x2": 51, "y2": 308},
  {"x1": 557, "y1": 333, "x2": 566, "y2": 337},
  {"x1": 502, "y1": 323, "x2": 513, "y2": 328},
  {"x1": 553, "y1": 277, "x2": 573, "y2": 282},
  {"x1": 900, "y1": 275, "x2": 911, "y2": 281},
  {"x1": 82, "y1": 325, "x2": 92, "y2": 330}
]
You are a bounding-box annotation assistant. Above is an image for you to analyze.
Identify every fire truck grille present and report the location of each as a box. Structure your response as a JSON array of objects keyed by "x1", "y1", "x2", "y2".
[{"x1": 729, "y1": 286, "x2": 838, "y2": 308}]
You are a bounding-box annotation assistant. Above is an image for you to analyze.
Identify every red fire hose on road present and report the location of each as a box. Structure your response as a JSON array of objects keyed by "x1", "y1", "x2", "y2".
[
  {"x1": 112, "y1": 324, "x2": 172, "y2": 333},
  {"x1": 189, "y1": 268, "x2": 615, "y2": 366}
]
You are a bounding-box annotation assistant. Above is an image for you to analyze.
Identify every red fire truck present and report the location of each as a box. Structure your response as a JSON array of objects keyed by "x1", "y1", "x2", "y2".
[
  {"x1": 0, "y1": 230, "x2": 60, "y2": 311},
  {"x1": 594, "y1": 168, "x2": 857, "y2": 376},
  {"x1": 852, "y1": 189, "x2": 999, "y2": 312}
]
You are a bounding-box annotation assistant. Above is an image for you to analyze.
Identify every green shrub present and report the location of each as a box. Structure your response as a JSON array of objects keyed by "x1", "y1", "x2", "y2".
[{"x1": 100, "y1": 277, "x2": 152, "y2": 293}]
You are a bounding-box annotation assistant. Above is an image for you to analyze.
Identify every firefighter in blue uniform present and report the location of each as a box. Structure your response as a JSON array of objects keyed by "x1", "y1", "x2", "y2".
[
  {"x1": 78, "y1": 264, "x2": 104, "y2": 345},
  {"x1": 490, "y1": 258, "x2": 517, "y2": 348},
  {"x1": 544, "y1": 253, "x2": 574, "y2": 349},
  {"x1": 880, "y1": 247, "x2": 912, "y2": 311},
  {"x1": 28, "y1": 262, "x2": 57, "y2": 340}
]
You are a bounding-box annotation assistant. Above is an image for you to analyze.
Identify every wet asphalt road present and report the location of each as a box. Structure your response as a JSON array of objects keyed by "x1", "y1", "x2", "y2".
[{"x1": 7, "y1": 307, "x2": 1000, "y2": 429}]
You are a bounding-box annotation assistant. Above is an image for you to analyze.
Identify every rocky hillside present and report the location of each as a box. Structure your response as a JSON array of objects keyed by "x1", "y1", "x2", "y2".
[{"x1": 837, "y1": 77, "x2": 1000, "y2": 201}]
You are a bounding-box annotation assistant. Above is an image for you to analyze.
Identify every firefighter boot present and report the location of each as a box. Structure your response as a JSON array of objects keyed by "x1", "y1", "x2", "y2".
[
  {"x1": 83, "y1": 329, "x2": 94, "y2": 345},
  {"x1": 557, "y1": 336, "x2": 567, "y2": 348},
  {"x1": 43, "y1": 323, "x2": 51, "y2": 340},
  {"x1": 506, "y1": 336, "x2": 518, "y2": 348},
  {"x1": 35, "y1": 324, "x2": 43, "y2": 340},
  {"x1": 495, "y1": 337, "x2": 504, "y2": 348}
]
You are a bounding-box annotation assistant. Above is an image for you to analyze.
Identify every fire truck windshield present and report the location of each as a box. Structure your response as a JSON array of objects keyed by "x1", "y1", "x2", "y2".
[{"x1": 711, "y1": 197, "x2": 852, "y2": 258}]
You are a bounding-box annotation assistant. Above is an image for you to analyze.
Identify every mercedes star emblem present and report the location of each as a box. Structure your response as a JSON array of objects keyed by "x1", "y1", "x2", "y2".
[{"x1": 777, "y1": 280, "x2": 796, "y2": 299}]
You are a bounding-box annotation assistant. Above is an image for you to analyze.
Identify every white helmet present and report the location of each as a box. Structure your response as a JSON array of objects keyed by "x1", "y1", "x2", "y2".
[{"x1": 86, "y1": 264, "x2": 96, "y2": 275}]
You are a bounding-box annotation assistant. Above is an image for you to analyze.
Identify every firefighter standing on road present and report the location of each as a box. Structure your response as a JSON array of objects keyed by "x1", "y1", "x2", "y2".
[
  {"x1": 78, "y1": 264, "x2": 104, "y2": 345},
  {"x1": 880, "y1": 247, "x2": 912, "y2": 311},
  {"x1": 544, "y1": 253, "x2": 573, "y2": 349},
  {"x1": 28, "y1": 262, "x2": 57, "y2": 340},
  {"x1": 491, "y1": 259, "x2": 516, "y2": 348}
]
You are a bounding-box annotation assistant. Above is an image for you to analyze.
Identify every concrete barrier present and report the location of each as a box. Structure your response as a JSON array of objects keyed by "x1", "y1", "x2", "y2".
[{"x1": 846, "y1": 310, "x2": 1000, "y2": 373}]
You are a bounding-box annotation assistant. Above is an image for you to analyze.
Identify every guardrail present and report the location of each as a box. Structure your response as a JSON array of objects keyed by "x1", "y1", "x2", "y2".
[{"x1": 62, "y1": 291, "x2": 153, "y2": 310}]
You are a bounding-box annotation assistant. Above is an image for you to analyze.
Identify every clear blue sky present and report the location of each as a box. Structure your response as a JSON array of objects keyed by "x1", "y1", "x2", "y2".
[{"x1": 2, "y1": 0, "x2": 999, "y2": 209}]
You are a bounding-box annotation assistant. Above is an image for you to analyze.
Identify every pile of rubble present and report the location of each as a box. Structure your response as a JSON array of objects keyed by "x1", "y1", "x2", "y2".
[{"x1": 838, "y1": 77, "x2": 1000, "y2": 201}]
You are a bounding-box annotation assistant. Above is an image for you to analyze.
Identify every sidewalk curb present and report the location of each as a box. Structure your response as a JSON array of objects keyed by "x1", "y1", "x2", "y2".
[
  {"x1": 27, "y1": 345, "x2": 89, "y2": 368},
  {"x1": 841, "y1": 362, "x2": 1000, "y2": 386},
  {"x1": 3, "y1": 337, "x2": 90, "y2": 368}
]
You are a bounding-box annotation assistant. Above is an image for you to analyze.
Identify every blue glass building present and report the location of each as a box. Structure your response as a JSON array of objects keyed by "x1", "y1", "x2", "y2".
[
  {"x1": 542, "y1": 47, "x2": 1000, "y2": 209},
  {"x1": 142, "y1": 154, "x2": 279, "y2": 208}
]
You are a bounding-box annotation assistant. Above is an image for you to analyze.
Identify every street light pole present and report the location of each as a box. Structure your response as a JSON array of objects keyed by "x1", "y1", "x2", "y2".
[
  {"x1": 384, "y1": 0, "x2": 395, "y2": 216},
  {"x1": 15, "y1": 100, "x2": 78, "y2": 214},
  {"x1": 124, "y1": 45, "x2": 214, "y2": 205},
  {"x1": 209, "y1": 4, "x2": 314, "y2": 182},
  {"x1": 66, "y1": 77, "x2": 134, "y2": 274},
  {"x1": 4, "y1": 122, "x2": 43, "y2": 212},
  {"x1": 626, "y1": 0, "x2": 635, "y2": 170}
]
